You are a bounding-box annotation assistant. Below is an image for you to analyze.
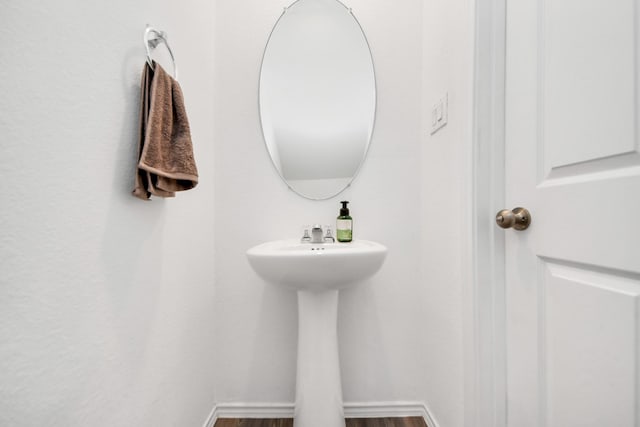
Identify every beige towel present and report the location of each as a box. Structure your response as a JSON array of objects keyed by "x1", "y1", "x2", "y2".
[{"x1": 133, "y1": 61, "x2": 198, "y2": 200}]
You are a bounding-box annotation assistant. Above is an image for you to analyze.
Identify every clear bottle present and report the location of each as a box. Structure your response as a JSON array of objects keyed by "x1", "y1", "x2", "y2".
[{"x1": 336, "y1": 201, "x2": 353, "y2": 242}]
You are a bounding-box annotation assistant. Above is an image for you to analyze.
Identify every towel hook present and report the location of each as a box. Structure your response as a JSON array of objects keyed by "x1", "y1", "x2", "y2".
[{"x1": 144, "y1": 25, "x2": 178, "y2": 80}]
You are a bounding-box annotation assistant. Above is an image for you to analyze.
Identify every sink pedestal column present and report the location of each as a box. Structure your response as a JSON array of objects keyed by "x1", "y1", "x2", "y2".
[{"x1": 294, "y1": 289, "x2": 345, "y2": 427}]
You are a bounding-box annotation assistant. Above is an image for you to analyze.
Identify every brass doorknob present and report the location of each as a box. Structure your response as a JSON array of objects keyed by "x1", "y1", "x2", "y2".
[{"x1": 495, "y1": 207, "x2": 531, "y2": 230}]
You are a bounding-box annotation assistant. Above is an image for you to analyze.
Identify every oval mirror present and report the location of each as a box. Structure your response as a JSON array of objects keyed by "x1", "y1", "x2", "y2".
[{"x1": 259, "y1": 0, "x2": 376, "y2": 200}]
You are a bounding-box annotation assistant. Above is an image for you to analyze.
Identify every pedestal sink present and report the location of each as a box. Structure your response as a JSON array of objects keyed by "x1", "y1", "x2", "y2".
[{"x1": 246, "y1": 239, "x2": 387, "y2": 427}]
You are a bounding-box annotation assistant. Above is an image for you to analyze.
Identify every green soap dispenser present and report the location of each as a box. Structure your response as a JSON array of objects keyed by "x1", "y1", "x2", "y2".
[{"x1": 336, "y1": 201, "x2": 353, "y2": 242}]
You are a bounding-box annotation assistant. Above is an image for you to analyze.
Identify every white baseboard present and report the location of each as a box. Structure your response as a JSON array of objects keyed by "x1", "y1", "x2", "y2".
[
  {"x1": 204, "y1": 401, "x2": 440, "y2": 427},
  {"x1": 202, "y1": 405, "x2": 218, "y2": 427},
  {"x1": 344, "y1": 401, "x2": 429, "y2": 418},
  {"x1": 213, "y1": 402, "x2": 294, "y2": 419},
  {"x1": 421, "y1": 402, "x2": 441, "y2": 427}
]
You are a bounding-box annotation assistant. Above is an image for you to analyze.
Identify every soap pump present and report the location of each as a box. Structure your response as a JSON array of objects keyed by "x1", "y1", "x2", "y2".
[{"x1": 336, "y1": 201, "x2": 353, "y2": 242}]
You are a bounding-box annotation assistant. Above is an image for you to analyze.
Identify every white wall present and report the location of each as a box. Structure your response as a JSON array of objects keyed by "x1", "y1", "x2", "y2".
[
  {"x1": 212, "y1": 0, "x2": 428, "y2": 406},
  {"x1": 0, "y1": 2, "x2": 216, "y2": 426},
  {"x1": 1, "y1": 1, "x2": 475, "y2": 425},
  {"x1": 421, "y1": 0, "x2": 475, "y2": 426}
]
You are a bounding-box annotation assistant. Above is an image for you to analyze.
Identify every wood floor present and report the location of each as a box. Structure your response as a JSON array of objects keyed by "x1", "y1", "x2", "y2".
[{"x1": 214, "y1": 417, "x2": 428, "y2": 427}]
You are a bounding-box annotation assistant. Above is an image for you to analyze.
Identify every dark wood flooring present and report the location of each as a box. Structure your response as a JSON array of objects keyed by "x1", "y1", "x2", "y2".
[{"x1": 214, "y1": 417, "x2": 428, "y2": 427}]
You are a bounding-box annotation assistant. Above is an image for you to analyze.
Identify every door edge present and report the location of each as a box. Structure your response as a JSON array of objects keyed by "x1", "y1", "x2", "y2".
[{"x1": 467, "y1": 0, "x2": 507, "y2": 426}]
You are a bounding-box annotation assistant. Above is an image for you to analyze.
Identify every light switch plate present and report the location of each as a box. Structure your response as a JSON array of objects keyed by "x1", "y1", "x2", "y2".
[{"x1": 430, "y1": 93, "x2": 448, "y2": 135}]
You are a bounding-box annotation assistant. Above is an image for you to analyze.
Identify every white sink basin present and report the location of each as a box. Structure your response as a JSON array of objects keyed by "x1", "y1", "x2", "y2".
[
  {"x1": 246, "y1": 239, "x2": 387, "y2": 291},
  {"x1": 246, "y1": 238, "x2": 387, "y2": 427}
]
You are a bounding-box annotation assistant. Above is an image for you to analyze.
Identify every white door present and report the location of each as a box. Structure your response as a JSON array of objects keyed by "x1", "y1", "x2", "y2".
[{"x1": 503, "y1": 0, "x2": 640, "y2": 426}]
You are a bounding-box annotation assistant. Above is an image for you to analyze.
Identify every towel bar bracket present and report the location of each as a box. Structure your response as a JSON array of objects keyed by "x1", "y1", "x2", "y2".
[{"x1": 144, "y1": 25, "x2": 178, "y2": 80}]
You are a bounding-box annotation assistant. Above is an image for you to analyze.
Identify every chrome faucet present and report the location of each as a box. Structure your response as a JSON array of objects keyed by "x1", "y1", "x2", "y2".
[
  {"x1": 301, "y1": 224, "x2": 335, "y2": 244},
  {"x1": 310, "y1": 224, "x2": 324, "y2": 243}
]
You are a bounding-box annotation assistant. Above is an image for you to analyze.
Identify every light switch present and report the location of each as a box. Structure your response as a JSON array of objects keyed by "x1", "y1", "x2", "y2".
[{"x1": 430, "y1": 92, "x2": 448, "y2": 135}]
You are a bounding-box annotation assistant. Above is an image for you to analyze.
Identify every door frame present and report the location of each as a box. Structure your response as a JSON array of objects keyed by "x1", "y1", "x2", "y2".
[{"x1": 467, "y1": 0, "x2": 507, "y2": 426}]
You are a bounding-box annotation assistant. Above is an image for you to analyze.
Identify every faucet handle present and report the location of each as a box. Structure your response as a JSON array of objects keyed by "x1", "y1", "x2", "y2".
[
  {"x1": 323, "y1": 225, "x2": 335, "y2": 243},
  {"x1": 300, "y1": 228, "x2": 311, "y2": 243}
]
